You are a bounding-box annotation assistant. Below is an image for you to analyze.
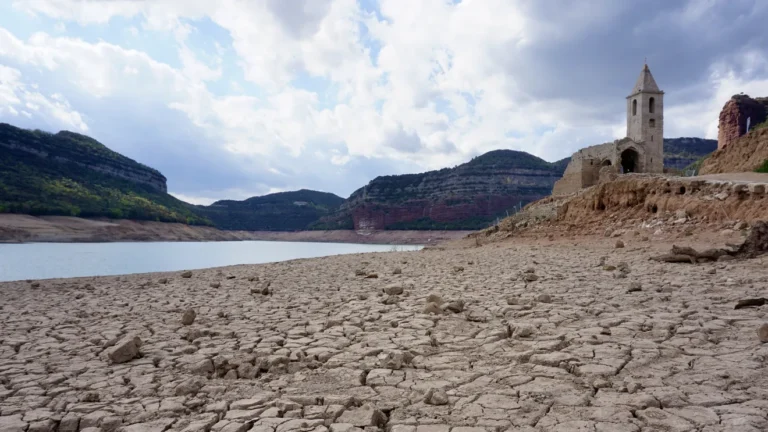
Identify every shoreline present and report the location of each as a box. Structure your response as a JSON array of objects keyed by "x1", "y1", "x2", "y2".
[{"x1": 0, "y1": 214, "x2": 472, "y2": 245}]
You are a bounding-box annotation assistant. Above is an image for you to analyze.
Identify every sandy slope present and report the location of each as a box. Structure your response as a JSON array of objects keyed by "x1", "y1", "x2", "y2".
[
  {"x1": 0, "y1": 232, "x2": 767, "y2": 431},
  {"x1": 0, "y1": 214, "x2": 470, "y2": 245}
]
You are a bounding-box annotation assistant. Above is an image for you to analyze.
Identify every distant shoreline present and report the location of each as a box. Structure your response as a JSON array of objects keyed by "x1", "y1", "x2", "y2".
[{"x1": 0, "y1": 214, "x2": 472, "y2": 245}]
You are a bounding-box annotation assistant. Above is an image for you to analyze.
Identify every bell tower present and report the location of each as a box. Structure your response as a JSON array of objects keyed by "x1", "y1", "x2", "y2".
[{"x1": 626, "y1": 63, "x2": 664, "y2": 172}]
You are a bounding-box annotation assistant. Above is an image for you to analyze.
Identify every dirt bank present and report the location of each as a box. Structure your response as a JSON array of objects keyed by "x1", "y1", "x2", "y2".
[{"x1": 0, "y1": 214, "x2": 469, "y2": 245}]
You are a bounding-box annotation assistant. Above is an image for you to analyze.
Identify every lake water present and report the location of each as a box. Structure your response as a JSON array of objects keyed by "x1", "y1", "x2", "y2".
[{"x1": 0, "y1": 241, "x2": 422, "y2": 282}]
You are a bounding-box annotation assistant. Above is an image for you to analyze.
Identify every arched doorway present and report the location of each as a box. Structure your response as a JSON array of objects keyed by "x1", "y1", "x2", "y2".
[{"x1": 620, "y1": 149, "x2": 639, "y2": 173}]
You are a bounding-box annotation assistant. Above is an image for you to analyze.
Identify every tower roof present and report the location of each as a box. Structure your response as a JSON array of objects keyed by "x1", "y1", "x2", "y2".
[{"x1": 629, "y1": 63, "x2": 662, "y2": 95}]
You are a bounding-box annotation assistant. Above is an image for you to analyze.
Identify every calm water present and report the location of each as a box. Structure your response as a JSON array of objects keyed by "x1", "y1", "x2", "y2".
[{"x1": 0, "y1": 241, "x2": 422, "y2": 282}]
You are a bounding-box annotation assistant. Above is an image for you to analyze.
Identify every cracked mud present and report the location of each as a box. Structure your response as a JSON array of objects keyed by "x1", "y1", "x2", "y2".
[{"x1": 1, "y1": 237, "x2": 767, "y2": 432}]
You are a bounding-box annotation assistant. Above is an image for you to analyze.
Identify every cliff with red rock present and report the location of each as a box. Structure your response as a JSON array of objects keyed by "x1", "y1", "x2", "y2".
[
  {"x1": 717, "y1": 94, "x2": 768, "y2": 150},
  {"x1": 313, "y1": 150, "x2": 568, "y2": 230}
]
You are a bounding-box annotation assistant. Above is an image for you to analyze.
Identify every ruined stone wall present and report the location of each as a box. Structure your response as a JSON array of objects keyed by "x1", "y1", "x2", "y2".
[
  {"x1": 552, "y1": 141, "x2": 620, "y2": 195},
  {"x1": 717, "y1": 95, "x2": 768, "y2": 150}
]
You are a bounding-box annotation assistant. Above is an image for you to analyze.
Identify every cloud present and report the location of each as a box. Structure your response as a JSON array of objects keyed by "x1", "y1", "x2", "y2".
[{"x1": 1, "y1": 0, "x2": 767, "y2": 201}]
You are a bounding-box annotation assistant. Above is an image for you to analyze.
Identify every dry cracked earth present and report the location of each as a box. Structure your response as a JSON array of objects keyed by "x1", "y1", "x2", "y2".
[{"x1": 1, "y1": 237, "x2": 768, "y2": 432}]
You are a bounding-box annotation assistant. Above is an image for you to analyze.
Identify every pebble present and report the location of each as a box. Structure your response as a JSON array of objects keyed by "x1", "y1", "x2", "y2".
[
  {"x1": 423, "y1": 388, "x2": 449, "y2": 405},
  {"x1": 383, "y1": 283, "x2": 404, "y2": 295},
  {"x1": 759, "y1": 324, "x2": 768, "y2": 343}
]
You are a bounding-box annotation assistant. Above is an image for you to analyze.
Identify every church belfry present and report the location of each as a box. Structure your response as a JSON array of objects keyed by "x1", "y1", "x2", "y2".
[{"x1": 626, "y1": 63, "x2": 664, "y2": 172}]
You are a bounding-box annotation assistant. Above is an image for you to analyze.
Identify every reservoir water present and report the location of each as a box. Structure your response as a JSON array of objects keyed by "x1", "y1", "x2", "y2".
[{"x1": 0, "y1": 241, "x2": 422, "y2": 282}]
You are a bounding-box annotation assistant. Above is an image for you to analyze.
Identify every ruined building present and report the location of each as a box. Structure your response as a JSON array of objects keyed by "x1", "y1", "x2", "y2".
[
  {"x1": 717, "y1": 94, "x2": 768, "y2": 150},
  {"x1": 552, "y1": 64, "x2": 664, "y2": 195}
]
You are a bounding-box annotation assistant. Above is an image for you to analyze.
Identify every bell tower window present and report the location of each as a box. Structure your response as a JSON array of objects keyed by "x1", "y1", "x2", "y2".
[
  {"x1": 632, "y1": 99, "x2": 637, "y2": 116},
  {"x1": 649, "y1": 97, "x2": 655, "y2": 113}
]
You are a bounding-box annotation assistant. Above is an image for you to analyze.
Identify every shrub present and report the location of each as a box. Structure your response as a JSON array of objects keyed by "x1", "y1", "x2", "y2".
[{"x1": 755, "y1": 159, "x2": 768, "y2": 173}]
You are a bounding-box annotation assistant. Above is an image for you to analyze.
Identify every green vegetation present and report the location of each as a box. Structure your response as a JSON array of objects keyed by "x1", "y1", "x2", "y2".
[
  {"x1": 384, "y1": 216, "x2": 496, "y2": 231},
  {"x1": 753, "y1": 120, "x2": 768, "y2": 132},
  {"x1": 755, "y1": 159, "x2": 768, "y2": 173},
  {"x1": 0, "y1": 124, "x2": 211, "y2": 225},
  {"x1": 465, "y1": 150, "x2": 561, "y2": 171},
  {"x1": 663, "y1": 138, "x2": 717, "y2": 171},
  {"x1": 680, "y1": 154, "x2": 711, "y2": 177},
  {"x1": 197, "y1": 189, "x2": 345, "y2": 231}
]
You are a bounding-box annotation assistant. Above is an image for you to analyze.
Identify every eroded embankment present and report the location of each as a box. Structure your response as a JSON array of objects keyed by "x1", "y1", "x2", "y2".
[{"x1": 559, "y1": 174, "x2": 768, "y2": 226}]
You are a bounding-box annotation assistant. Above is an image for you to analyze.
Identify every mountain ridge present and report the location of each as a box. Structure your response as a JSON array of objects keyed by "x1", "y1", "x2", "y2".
[
  {"x1": 0, "y1": 122, "x2": 720, "y2": 232},
  {"x1": 0, "y1": 123, "x2": 209, "y2": 225}
]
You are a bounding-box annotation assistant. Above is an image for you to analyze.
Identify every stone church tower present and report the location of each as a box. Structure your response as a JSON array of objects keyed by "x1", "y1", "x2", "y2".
[
  {"x1": 552, "y1": 63, "x2": 667, "y2": 195},
  {"x1": 626, "y1": 64, "x2": 664, "y2": 173}
]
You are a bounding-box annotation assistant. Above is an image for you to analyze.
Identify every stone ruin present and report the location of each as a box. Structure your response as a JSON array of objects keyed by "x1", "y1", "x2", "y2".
[
  {"x1": 717, "y1": 93, "x2": 768, "y2": 150},
  {"x1": 553, "y1": 64, "x2": 665, "y2": 195}
]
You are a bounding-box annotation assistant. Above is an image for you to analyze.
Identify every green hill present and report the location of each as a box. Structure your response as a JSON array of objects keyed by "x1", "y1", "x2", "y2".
[
  {"x1": 0, "y1": 123, "x2": 211, "y2": 225},
  {"x1": 196, "y1": 189, "x2": 345, "y2": 231}
]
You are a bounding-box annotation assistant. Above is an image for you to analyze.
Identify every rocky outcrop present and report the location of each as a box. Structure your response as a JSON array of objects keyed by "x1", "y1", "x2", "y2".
[
  {"x1": 317, "y1": 150, "x2": 568, "y2": 230},
  {"x1": 717, "y1": 94, "x2": 768, "y2": 150},
  {"x1": 700, "y1": 128, "x2": 768, "y2": 174},
  {"x1": 0, "y1": 124, "x2": 167, "y2": 192}
]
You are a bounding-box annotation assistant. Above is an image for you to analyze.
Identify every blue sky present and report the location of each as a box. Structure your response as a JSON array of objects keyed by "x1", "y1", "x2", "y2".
[{"x1": 1, "y1": 0, "x2": 768, "y2": 204}]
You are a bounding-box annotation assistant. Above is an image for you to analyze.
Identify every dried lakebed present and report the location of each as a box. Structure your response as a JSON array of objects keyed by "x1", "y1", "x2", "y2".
[{"x1": 1, "y1": 238, "x2": 767, "y2": 432}]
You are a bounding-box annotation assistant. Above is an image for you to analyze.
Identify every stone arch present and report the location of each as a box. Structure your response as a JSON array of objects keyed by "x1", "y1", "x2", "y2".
[
  {"x1": 632, "y1": 99, "x2": 637, "y2": 116},
  {"x1": 601, "y1": 159, "x2": 612, "y2": 167},
  {"x1": 649, "y1": 97, "x2": 655, "y2": 113},
  {"x1": 620, "y1": 148, "x2": 639, "y2": 173}
]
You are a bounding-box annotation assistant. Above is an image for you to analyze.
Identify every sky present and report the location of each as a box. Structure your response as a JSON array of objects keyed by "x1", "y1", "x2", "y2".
[{"x1": 1, "y1": 0, "x2": 768, "y2": 204}]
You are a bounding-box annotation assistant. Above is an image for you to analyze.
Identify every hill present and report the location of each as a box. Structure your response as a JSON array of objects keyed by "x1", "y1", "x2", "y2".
[
  {"x1": 195, "y1": 189, "x2": 345, "y2": 231},
  {"x1": 663, "y1": 137, "x2": 718, "y2": 171},
  {"x1": 700, "y1": 127, "x2": 768, "y2": 174},
  {"x1": 313, "y1": 149, "x2": 567, "y2": 230},
  {"x1": 0, "y1": 123, "x2": 210, "y2": 225}
]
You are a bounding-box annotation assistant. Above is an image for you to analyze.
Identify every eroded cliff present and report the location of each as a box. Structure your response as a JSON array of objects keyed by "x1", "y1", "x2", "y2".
[
  {"x1": 717, "y1": 94, "x2": 768, "y2": 150},
  {"x1": 0, "y1": 124, "x2": 167, "y2": 192},
  {"x1": 316, "y1": 150, "x2": 568, "y2": 230}
]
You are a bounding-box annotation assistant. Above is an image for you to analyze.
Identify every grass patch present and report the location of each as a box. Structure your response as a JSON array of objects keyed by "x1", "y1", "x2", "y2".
[{"x1": 755, "y1": 159, "x2": 768, "y2": 173}]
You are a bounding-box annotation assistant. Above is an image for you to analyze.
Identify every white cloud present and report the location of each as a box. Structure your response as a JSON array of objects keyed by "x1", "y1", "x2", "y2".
[
  {"x1": 2, "y1": 0, "x2": 768, "y2": 200},
  {"x1": 0, "y1": 63, "x2": 87, "y2": 131}
]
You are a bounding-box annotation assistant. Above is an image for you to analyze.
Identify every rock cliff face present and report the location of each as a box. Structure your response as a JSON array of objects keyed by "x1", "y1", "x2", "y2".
[
  {"x1": 0, "y1": 123, "x2": 208, "y2": 225},
  {"x1": 717, "y1": 95, "x2": 768, "y2": 150},
  {"x1": 0, "y1": 124, "x2": 167, "y2": 192},
  {"x1": 315, "y1": 150, "x2": 568, "y2": 230}
]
